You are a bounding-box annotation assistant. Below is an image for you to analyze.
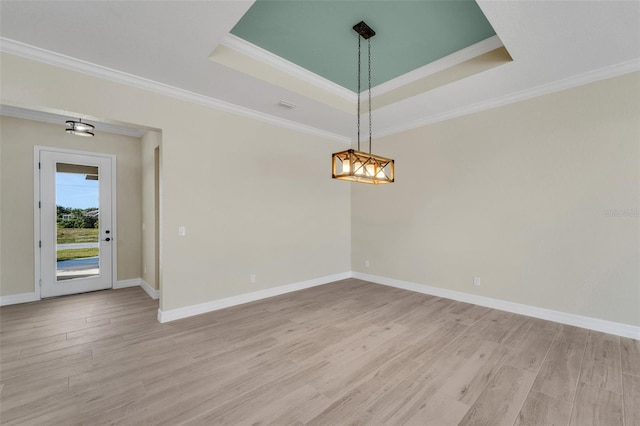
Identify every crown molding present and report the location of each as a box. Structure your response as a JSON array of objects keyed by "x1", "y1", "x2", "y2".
[
  {"x1": 376, "y1": 58, "x2": 640, "y2": 139},
  {"x1": 221, "y1": 34, "x2": 357, "y2": 103},
  {"x1": 0, "y1": 37, "x2": 351, "y2": 144},
  {"x1": 4, "y1": 37, "x2": 637, "y2": 144},
  {"x1": 370, "y1": 35, "x2": 504, "y2": 97},
  {"x1": 0, "y1": 104, "x2": 147, "y2": 138}
]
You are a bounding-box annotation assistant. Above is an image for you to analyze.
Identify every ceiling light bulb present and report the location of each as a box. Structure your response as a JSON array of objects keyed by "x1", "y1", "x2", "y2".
[
  {"x1": 365, "y1": 164, "x2": 375, "y2": 177},
  {"x1": 74, "y1": 123, "x2": 93, "y2": 132},
  {"x1": 342, "y1": 159, "x2": 351, "y2": 173},
  {"x1": 66, "y1": 129, "x2": 94, "y2": 137},
  {"x1": 354, "y1": 161, "x2": 365, "y2": 176}
]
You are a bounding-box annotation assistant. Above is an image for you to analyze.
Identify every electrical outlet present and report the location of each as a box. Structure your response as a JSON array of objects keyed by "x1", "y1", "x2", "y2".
[
  {"x1": 250, "y1": 274, "x2": 256, "y2": 284},
  {"x1": 365, "y1": 260, "x2": 370, "y2": 268},
  {"x1": 178, "y1": 226, "x2": 186, "y2": 236},
  {"x1": 473, "y1": 277, "x2": 481, "y2": 286}
]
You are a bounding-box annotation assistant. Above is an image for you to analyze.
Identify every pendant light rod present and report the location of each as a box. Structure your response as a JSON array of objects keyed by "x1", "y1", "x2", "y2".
[
  {"x1": 368, "y1": 37, "x2": 372, "y2": 154},
  {"x1": 357, "y1": 35, "x2": 361, "y2": 152},
  {"x1": 353, "y1": 21, "x2": 375, "y2": 154}
]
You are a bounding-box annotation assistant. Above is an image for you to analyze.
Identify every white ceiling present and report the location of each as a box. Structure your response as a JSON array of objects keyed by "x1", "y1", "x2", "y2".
[{"x1": 1, "y1": 1, "x2": 639, "y2": 142}]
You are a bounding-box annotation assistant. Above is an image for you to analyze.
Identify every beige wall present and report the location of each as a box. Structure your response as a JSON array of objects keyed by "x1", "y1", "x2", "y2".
[
  {"x1": 4, "y1": 50, "x2": 635, "y2": 327},
  {"x1": 141, "y1": 130, "x2": 161, "y2": 290},
  {"x1": 353, "y1": 71, "x2": 640, "y2": 326},
  {"x1": 0, "y1": 116, "x2": 142, "y2": 296},
  {"x1": 0, "y1": 52, "x2": 352, "y2": 311}
]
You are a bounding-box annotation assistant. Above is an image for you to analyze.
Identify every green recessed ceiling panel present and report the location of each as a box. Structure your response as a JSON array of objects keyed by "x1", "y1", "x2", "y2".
[{"x1": 230, "y1": 0, "x2": 497, "y2": 92}]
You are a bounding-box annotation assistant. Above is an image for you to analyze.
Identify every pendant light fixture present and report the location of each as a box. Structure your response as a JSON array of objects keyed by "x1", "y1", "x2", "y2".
[
  {"x1": 65, "y1": 119, "x2": 95, "y2": 137},
  {"x1": 332, "y1": 21, "x2": 394, "y2": 185}
]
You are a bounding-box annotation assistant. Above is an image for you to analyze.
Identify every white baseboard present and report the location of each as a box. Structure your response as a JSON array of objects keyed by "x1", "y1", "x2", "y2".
[
  {"x1": 113, "y1": 278, "x2": 141, "y2": 289},
  {"x1": 1, "y1": 280, "x2": 146, "y2": 306},
  {"x1": 0, "y1": 292, "x2": 39, "y2": 306},
  {"x1": 352, "y1": 272, "x2": 640, "y2": 340},
  {"x1": 140, "y1": 279, "x2": 159, "y2": 300},
  {"x1": 157, "y1": 271, "x2": 351, "y2": 323},
  {"x1": 114, "y1": 278, "x2": 159, "y2": 300}
]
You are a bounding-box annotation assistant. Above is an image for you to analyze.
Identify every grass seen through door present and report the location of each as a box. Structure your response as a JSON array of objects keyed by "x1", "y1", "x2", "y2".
[
  {"x1": 57, "y1": 248, "x2": 99, "y2": 261},
  {"x1": 57, "y1": 228, "x2": 99, "y2": 244}
]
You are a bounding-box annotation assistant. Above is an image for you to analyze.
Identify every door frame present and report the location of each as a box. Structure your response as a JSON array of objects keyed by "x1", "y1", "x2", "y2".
[{"x1": 33, "y1": 146, "x2": 117, "y2": 300}]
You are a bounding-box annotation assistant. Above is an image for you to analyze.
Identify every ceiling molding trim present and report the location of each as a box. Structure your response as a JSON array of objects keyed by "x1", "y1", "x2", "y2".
[
  {"x1": 0, "y1": 104, "x2": 147, "y2": 138},
  {"x1": 369, "y1": 35, "x2": 505, "y2": 97},
  {"x1": 0, "y1": 37, "x2": 351, "y2": 144},
  {"x1": 220, "y1": 34, "x2": 357, "y2": 103},
  {"x1": 221, "y1": 34, "x2": 505, "y2": 101},
  {"x1": 376, "y1": 58, "x2": 640, "y2": 139}
]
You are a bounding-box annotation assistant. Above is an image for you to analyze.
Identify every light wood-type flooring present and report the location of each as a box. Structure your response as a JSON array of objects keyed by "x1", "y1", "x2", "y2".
[{"x1": 1, "y1": 279, "x2": 639, "y2": 425}]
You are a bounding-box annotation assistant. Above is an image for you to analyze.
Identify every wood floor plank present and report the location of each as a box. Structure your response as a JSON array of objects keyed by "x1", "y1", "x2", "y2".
[
  {"x1": 0, "y1": 349, "x2": 93, "y2": 382},
  {"x1": 0, "y1": 281, "x2": 635, "y2": 425},
  {"x1": 24, "y1": 380, "x2": 147, "y2": 426},
  {"x1": 437, "y1": 340, "x2": 511, "y2": 405},
  {"x1": 620, "y1": 336, "x2": 640, "y2": 378},
  {"x1": 622, "y1": 373, "x2": 640, "y2": 426},
  {"x1": 470, "y1": 309, "x2": 534, "y2": 348},
  {"x1": 132, "y1": 360, "x2": 300, "y2": 424},
  {"x1": 515, "y1": 390, "x2": 572, "y2": 426},
  {"x1": 16, "y1": 333, "x2": 122, "y2": 359},
  {"x1": 101, "y1": 361, "x2": 251, "y2": 424},
  {"x1": 0, "y1": 376, "x2": 69, "y2": 412},
  {"x1": 569, "y1": 381, "x2": 623, "y2": 426},
  {"x1": 400, "y1": 319, "x2": 469, "y2": 365},
  {"x1": 503, "y1": 322, "x2": 557, "y2": 372},
  {"x1": 305, "y1": 356, "x2": 421, "y2": 426},
  {"x1": 308, "y1": 333, "x2": 418, "y2": 398},
  {"x1": 394, "y1": 392, "x2": 469, "y2": 426},
  {"x1": 184, "y1": 361, "x2": 330, "y2": 425},
  {"x1": 458, "y1": 364, "x2": 536, "y2": 426},
  {"x1": 579, "y1": 331, "x2": 622, "y2": 394},
  {"x1": 361, "y1": 350, "x2": 469, "y2": 423},
  {"x1": 531, "y1": 325, "x2": 588, "y2": 402},
  {"x1": 396, "y1": 392, "x2": 469, "y2": 426},
  {"x1": 241, "y1": 384, "x2": 330, "y2": 426},
  {"x1": 303, "y1": 322, "x2": 409, "y2": 366}
]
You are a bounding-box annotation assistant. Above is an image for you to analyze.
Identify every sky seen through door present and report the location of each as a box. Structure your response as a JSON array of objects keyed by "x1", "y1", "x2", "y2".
[{"x1": 56, "y1": 172, "x2": 98, "y2": 209}]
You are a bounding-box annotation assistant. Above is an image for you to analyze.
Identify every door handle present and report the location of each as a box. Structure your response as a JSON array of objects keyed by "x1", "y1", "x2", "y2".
[{"x1": 103, "y1": 237, "x2": 111, "y2": 242}]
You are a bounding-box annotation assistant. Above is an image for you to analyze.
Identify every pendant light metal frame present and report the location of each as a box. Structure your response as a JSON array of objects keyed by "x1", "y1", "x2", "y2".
[
  {"x1": 332, "y1": 21, "x2": 394, "y2": 185},
  {"x1": 65, "y1": 119, "x2": 95, "y2": 137}
]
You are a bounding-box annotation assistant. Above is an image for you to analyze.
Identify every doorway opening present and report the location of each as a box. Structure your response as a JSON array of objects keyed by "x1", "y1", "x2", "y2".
[{"x1": 37, "y1": 147, "x2": 116, "y2": 298}]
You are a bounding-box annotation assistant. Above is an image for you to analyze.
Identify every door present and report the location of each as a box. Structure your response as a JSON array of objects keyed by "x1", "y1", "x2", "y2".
[{"x1": 39, "y1": 149, "x2": 114, "y2": 298}]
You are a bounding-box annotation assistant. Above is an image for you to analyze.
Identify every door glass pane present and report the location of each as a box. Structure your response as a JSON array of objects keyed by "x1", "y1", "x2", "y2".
[{"x1": 55, "y1": 163, "x2": 100, "y2": 281}]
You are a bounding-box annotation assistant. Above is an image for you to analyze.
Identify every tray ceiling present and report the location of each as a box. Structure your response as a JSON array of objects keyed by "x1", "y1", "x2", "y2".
[
  {"x1": 1, "y1": 1, "x2": 638, "y2": 142},
  {"x1": 229, "y1": 0, "x2": 497, "y2": 91}
]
